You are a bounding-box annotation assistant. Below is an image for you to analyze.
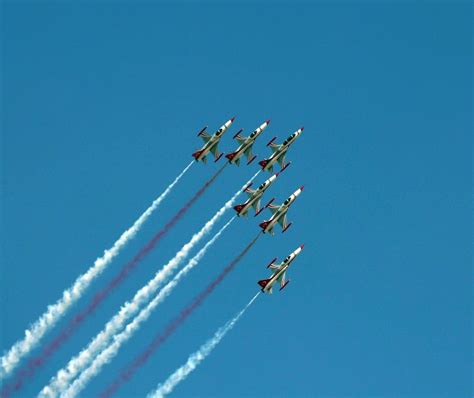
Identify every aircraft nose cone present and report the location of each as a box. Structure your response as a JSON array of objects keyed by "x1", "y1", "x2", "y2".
[
  {"x1": 230, "y1": 116, "x2": 236, "y2": 122},
  {"x1": 300, "y1": 244, "x2": 305, "y2": 250},
  {"x1": 266, "y1": 119, "x2": 271, "y2": 125},
  {"x1": 300, "y1": 126, "x2": 304, "y2": 131},
  {"x1": 300, "y1": 185, "x2": 304, "y2": 191}
]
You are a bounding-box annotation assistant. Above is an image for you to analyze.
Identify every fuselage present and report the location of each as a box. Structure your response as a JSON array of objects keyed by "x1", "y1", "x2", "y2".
[
  {"x1": 261, "y1": 127, "x2": 303, "y2": 171},
  {"x1": 228, "y1": 120, "x2": 269, "y2": 165},
  {"x1": 260, "y1": 186, "x2": 303, "y2": 233},
  {"x1": 194, "y1": 118, "x2": 234, "y2": 162}
]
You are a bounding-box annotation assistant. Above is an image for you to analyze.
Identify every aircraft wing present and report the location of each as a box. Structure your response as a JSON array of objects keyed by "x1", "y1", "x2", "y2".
[
  {"x1": 269, "y1": 142, "x2": 282, "y2": 153},
  {"x1": 244, "y1": 187, "x2": 256, "y2": 198},
  {"x1": 268, "y1": 262, "x2": 283, "y2": 271},
  {"x1": 210, "y1": 144, "x2": 221, "y2": 161},
  {"x1": 244, "y1": 146, "x2": 253, "y2": 162},
  {"x1": 276, "y1": 149, "x2": 288, "y2": 168},
  {"x1": 277, "y1": 212, "x2": 289, "y2": 230},
  {"x1": 252, "y1": 198, "x2": 262, "y2": 214},
  {"x1": 235, "y1": 134, "x2": 247, "y2": 144},
  {"x1": 199, "y1": 131, "x2": 212, "y2": 143},
  {"x1": 267, "y1": 203, "x2": 280, "y2": 216},
  {"x1": 277, "y1": 272, "x2": 287, "y2": 289}
]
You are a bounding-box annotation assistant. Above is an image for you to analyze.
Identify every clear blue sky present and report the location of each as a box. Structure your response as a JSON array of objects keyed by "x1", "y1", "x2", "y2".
[{"x1": 1, "y1": 3, "x2": 471, "y2": 397}]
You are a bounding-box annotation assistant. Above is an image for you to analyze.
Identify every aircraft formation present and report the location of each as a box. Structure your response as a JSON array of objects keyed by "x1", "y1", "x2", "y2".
[
  {"x1": 0, "y1": 115, "x2": 307, "y2": 398},
  {"x1": 192, "y1": 116, "x2": 305, "y2": 293}
]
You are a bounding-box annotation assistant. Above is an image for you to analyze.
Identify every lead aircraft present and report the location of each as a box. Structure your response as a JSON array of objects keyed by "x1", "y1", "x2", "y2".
[
  {"x1": 258, "y1": 245, "x2": 304, "y2": 293},
  {"x1": 259, "y1": 127, "x2": 303, "y2": 173}
]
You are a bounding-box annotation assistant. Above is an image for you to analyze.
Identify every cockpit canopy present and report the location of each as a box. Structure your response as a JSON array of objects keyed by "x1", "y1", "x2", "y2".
[
  {"x1": 282, "y1": 133, "x2": 296, "y2": 146},
  {"x1": 284, "y1": 197, "x2": 291, "y2": 205},
  {"x1": 258, "y1": 182, "x2": 266, "y2": 190},
  {"x1": 284, "y1": 255, "x2": 291, "y2": 263},
  {"x1": 250, "y1": 130, "x2": 258, "y2": 138}
]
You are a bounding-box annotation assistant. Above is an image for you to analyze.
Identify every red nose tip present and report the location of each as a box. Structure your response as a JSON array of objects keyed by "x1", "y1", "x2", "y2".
[
  {"x1": 230, "y1": 116, "x2": 236, "y2": 122},
  {"x1": 300, "y1": 185, "x2": 304, "y2": 191},
  {"x1": 266, "y1": 119, "x2": 271, "y2": 125},
  {"x1": 300, "y1": 126, "x2": 304, "y2": 131},
  {"x1": 300, "y1": 244, "x2": 305, "y2": 249}
]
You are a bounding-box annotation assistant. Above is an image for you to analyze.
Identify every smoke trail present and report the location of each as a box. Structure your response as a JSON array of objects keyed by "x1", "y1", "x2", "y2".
[
  {"x1": 60, "y1": 216, "x2": 236, "y2": 398},
  {"x1": 39, "y1": 172, "x2": 259, "y2": 398},
  {"x1": 148, "y1": 292, "x2": 260, "y2": 398},
  {"x1": 0, "y1": 161, "x2": 194, "y2": 381},
  {"x1": 99, "y1": 233, "x2": 261, "y2": 398},
  {"x1": 0, "y1": 163, "x2": 225, "y2": 398}
]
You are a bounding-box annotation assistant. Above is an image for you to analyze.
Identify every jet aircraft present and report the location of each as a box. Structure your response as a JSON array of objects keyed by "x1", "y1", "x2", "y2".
[
  {"x1": 192, "y1": 117, "x2": 236, "y2": 163},
  {"x1": 257, "y1": 245, "x2": 304, "y2": 293},
  {"x1": 259, "y1": 127, "x2": 303, "y2": 172},
  {"x1": 225, "y1": 120, "x2": 270, "y2": 166},
  {"x1": 259, "y1": 186, "x2": 304, "y2": 234},
  {"x1": 233, "y1": 165, "x2": 289, "y2": 217}
]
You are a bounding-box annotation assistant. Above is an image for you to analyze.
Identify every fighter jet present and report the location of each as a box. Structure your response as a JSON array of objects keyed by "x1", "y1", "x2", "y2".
[
  {"x1": 192, "y1": 117, "x2": 236, "y2": 163},
  {"x1": 233, "y1": 165, "x2": 289, "y2": 217},
  {"x1": 257, "y1": 245, "x2": 304, "y2": 293},
  {"x1": 225, "y1": 120, "x2": 270, "y2": 166},
  {"x1": 259, "y1": 186, "x2": 304, "y2": 234},
  {"x1": 259, "y1": 127, "x2": 304, "y2": 173}
]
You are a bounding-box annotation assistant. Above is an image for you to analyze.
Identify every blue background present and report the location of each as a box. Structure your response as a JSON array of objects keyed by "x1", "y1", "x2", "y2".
[{"x1": 1, "y1": 3, "x2": 471, "y2": 397}]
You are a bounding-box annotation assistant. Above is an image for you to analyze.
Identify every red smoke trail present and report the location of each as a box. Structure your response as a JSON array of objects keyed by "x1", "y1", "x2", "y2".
[
  {"x1": 99, "y1": 233, "x2": 261, "y2": 398},
  {"x1": 0, "y1": 164, "x2": 226, "y2": 398}
]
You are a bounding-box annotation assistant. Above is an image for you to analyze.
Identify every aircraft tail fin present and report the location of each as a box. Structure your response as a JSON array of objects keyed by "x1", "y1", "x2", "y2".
[
  {"x1": 192, "y1": 150, "x2": 203, "y2": 160},
  {"x1": 233, "y1": 204, "x2": 245, "y2": 215},
  {"x1": 257, "y1": 278, "x2": 270, "y2": 289},
  {"x1": 258, "y1": 159, "x2": 269, "y2": 169}
]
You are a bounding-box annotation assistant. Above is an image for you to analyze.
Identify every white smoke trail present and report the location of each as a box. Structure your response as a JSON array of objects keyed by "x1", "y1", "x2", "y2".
[
  {"x1": 60, "y1": 217, "x2": 236, "y2": 398},
  {"x1": 39, "y1": 170, "x2": 260, "y2": 397},
  {"x1": 148, "y1": 292, "x2": 260, "y2": 398},
  {"x1": 0, "y1": 161, "x2": 194, "y2": 380}
]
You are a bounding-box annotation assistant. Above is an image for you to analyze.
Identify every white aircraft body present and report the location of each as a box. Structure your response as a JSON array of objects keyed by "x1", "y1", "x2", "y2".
[
  {"x1": 259, "y1": 127, "x2": 303, "y2": 173},
  {"x1": 225, "y1": 120, "x2": 270, "y2": 166},
  {"x1": 192, "y1": 117, "x2": 236, "y2": 163},
  {"x1": 259, "y1": 186, "x2": 304, "y2": 234},
  {"x1": 258, "y1": 245, "x2": 304, "y2": 293},
  {"x1": 233, "y1": 166, "x2": 288, "y2": 217}
]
